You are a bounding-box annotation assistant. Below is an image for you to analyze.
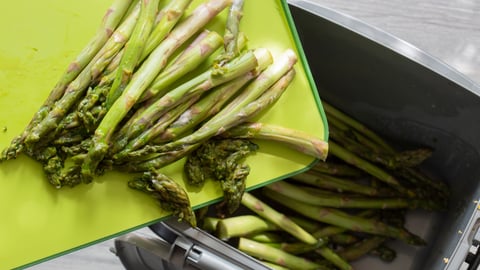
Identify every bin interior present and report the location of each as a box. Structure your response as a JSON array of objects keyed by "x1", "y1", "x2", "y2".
[{"x1": 288, "y1": 2, "x2": 480, "y2": 269}]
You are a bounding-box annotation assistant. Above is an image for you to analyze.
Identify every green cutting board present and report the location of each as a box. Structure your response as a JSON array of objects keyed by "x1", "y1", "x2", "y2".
[{"x1": 0, "y1": 0, "x2": 327, "y2": 268}]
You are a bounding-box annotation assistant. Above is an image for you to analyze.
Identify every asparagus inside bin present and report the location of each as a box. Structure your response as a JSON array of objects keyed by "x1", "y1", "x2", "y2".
[{"x1": 196, "y1": 100, "x2": 449, "y2": 269}]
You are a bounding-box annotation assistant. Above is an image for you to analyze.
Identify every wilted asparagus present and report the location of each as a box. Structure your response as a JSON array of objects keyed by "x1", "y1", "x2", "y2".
[
  {"x1": 128, "y1": 170, "x2": 196, "y2": 226},
  {"x1": 184, "y1": 138, "x2": 258, "y2": 215}
]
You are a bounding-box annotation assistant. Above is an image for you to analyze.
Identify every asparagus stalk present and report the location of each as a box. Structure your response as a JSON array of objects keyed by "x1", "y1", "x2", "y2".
[
  {"x1": 395, "y1": 166, "x2": 450, "y2": 200},
  {"x1": 120, "y1": 96, "x2": 199, "y2": 154},
  {"x1": 329, "y1": 124, "x2": 433, "y2": 169},
  {"x1": 219, "y1": 122, "x2": 329, "y2": 161},
  {"x1": 141, "y1": 0, "x2": 192, "y2": 59},
  {"x1": 237, "y1": 238, "x2": 326, "y2": 270},
  {"x1": 336, "y1": 236, "x2": 389, "y2": 262},
  {"x1": 263, "y1": 191, "x2": 426, "y2": 245},
  {"x1": 267, "y1": 239, "x2": 327, "y2": 255},
  {"x1": 201, "y1": 217, "x2": 221, "y2": 232},
  {"x1": 111, "y1": 29, "x2": 227, "y2": 152},
  {"x1": 312, "y1": 210, "x2": 377, "y2": 238},
  {"x1": 241, "y1": 192, "x2": 318, "y2": 245},
  {"x1": 289, "y1": 215, "x2": 325, "y2": 233},
  {"x1": 120, "y1": 143, "x2": 199, "y2": 172},
  {"x1": 315, "y1": 246, "x2": 352, "y2": 270},
  {"x1": 247, "y1": 232, "x2": 283, "y2": 243},
  {"x1": 119, "y1": 49, "x2": 260, "y2": 147},
  {"x1": 329, "y1": 233, "x2": 359, "y2": 245},
  {"x1": 265, "y1": 181, "x2": 441, "y2": 210},
  {"x1": 183, "y1": 138, "x2": 258, "y2": 215},
  {"x1": 328, "y1": 104, "x2": 449, "y2": 198},
  {"x1": 90, "y1": 3, "x2": 142, "y2": 80},
  {"x1": 369, "y1": 244, "x2": 397, "y2": 262},
  {"x1": 139, "y1": 30, "x2": 225, "y2": 102},
  {"x1": 126, "y1": 52, "x2": 296, "y2": 159},
  {"x1": 312, "y1": 161, "x2": 364, "y2": 177},
  {"x1": 259, "y1": 261, "x2": 291, "y2": 270},
  {"x1": 322, "y1": 101, "x2": 395, "y2": 153},
  {"x1": 215, "y1": 0, "x2": 244, "y2": 65},
  {"x1": 327, "y1": 113, "x2": 387, "y2": 154},
  {"x1": 81, "y1": 0, "x2": 231, "y2": 180},
  {"x1": 156, "y1": 48, "x2": 272, "y2": 143},
  {"x1": 291, "y1": 171, "x2": 387, "y2": 197},
  {"x1": 329, "y1": 141, "x2": 413, "y2": 196},
  {"x1": 128, "y1": 170, "x2": 196, "y2": 226},
  {"x1": 1, "y1": 0, "x2": 133, "y2": 160},
  {"x1": 98, "y1": 0, "x2": 192, "y2": 89},
  {"x1": 105, "y1": 0, "x2": 159, "y2": 108},
  {"x1": 215, "y1": 215, "x2": 279, "y2": 240}
]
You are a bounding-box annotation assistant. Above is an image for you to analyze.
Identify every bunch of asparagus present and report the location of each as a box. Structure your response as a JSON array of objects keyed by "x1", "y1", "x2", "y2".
[
  {"x1": 197, "y1": 102, "x2": 449, "y2": 269},
  {"x1": 0, "y1": 0, "x2": 329, "y2": 226}
]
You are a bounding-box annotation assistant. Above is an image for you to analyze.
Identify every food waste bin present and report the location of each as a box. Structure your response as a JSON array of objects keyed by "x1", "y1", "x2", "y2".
[{"x1": 114, "y1": 1, "x2": 480, "y2": 269}]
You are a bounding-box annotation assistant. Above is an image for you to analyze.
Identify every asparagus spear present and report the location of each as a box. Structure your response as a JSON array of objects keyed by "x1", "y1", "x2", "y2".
[
  {"x1": 241, "y1": 192, "x2": 318, "y2": 245},
  {"x1": 128, "y1": 170, "x2": 196, "y2": 226},
  {"x1": 120, "y1": 143, "x2": 200, "y2": 172},
  {"x1": 201, "y1": 217, "x2": 221, "y2": 232},
  {"x1": 110, "y1": 29, "x2": 227, "y2": 152},
  {"x1": 120, "y1": 96, "x2": 200, "y2": 154},
  {"x1": 329, "y1": 124, "x2": 433, "y2": 169},
  {"x1": 105, "y1": 0, "x2": 160, "y2": 108},
  {"x1": 124, "y1": 53, "x2": 296, "y2": 159},
  {"x1": 329, "y1": 141, "x2": 413, "y2": 196},
  {"x1": 289, "y1": 215, "x2": 325, "y2": 233},
  {"x1": 237, "y1": 238, "x2": 326, "y2": 270},
  {"x1": 1, "y1": 0, "x2": 133, "y2": 160},
  {"x1": 265, "y1": 181, "x2": 442, "y2": 210},
  {"x1": 118, "y1": 49, "x2": 260, "y2": 148},
  {"x1": 315, "y1": 246, "x2": 352, "y2": 270},
  {"x1": 139, "y1": 30, "x2": 225, "y2": 102},
  {"x1": 291, "y1": 171, "x2": 388, "y2": 197},
  {"x1": 328, "y1": 103, "x2": 449, "y2": 198},
  {"x1": 216, "y1": 215, "x2": 279, "y2": 240},
  {"x1": 81, "y1": 0, "x2": 231, "y2": 180},
  {"x1": 141, "y1": 0, "x2": 193, "y2": 59},
  {"x1": 329, "y1": 233, "x2": 360, "y2": 245},
  {"x1": 312, "y1": 161, "x2": 364, "y2": 177},
  {"x1": 322, "y1": 101, "x2": 395, "y2": 153},
  {"x1": 259, "y1": 261, "x2": 291, "y2": 270},
  {"x1": 369, "y1": 244, "x2": 397, "y2": 262},
  {"x1": 89, "y1": 2, "x2": 142, "y2": 80},
  {"x1": 215, "y1": 0, "x2": 244, "y2": 66},
  {"x1": 22, "y1": 0, "x2": 139, "y2": 142},
  {"x1": 263, "y1": 190, "x2": 426, "y2": 245},
  {"x1": 99, "y1": 0, "x2": 192, "y2": 89},
  {"x1": 247, "y1": 232, "x2": 284, "y2": 243},
  {"x1": 266, "y1": 239, "x2": 327, "y2": 255},
  {"x1": 156, "y1": 49, "x2": 272, "y2": 143},
  {"x1": 327, "y1": 113, "x2": 387, "y2": 155},
  {"x1": 219, "y1": 122, "x2": 329, "y2": 161},
  {"x1": 312, "y1": 210, "x2": 378, "y2": 238},
  {"x1": 183, "y1": 138, "x2": 258, "y2": 215},
  {"x1": 336, "y1": 236, "x2": 390, "y2": 262}
]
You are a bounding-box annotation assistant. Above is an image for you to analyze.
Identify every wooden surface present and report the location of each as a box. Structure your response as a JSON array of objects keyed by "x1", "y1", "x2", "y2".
[{"x1": 26, "y1": 1, "x2": 480, "y2": 269}]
